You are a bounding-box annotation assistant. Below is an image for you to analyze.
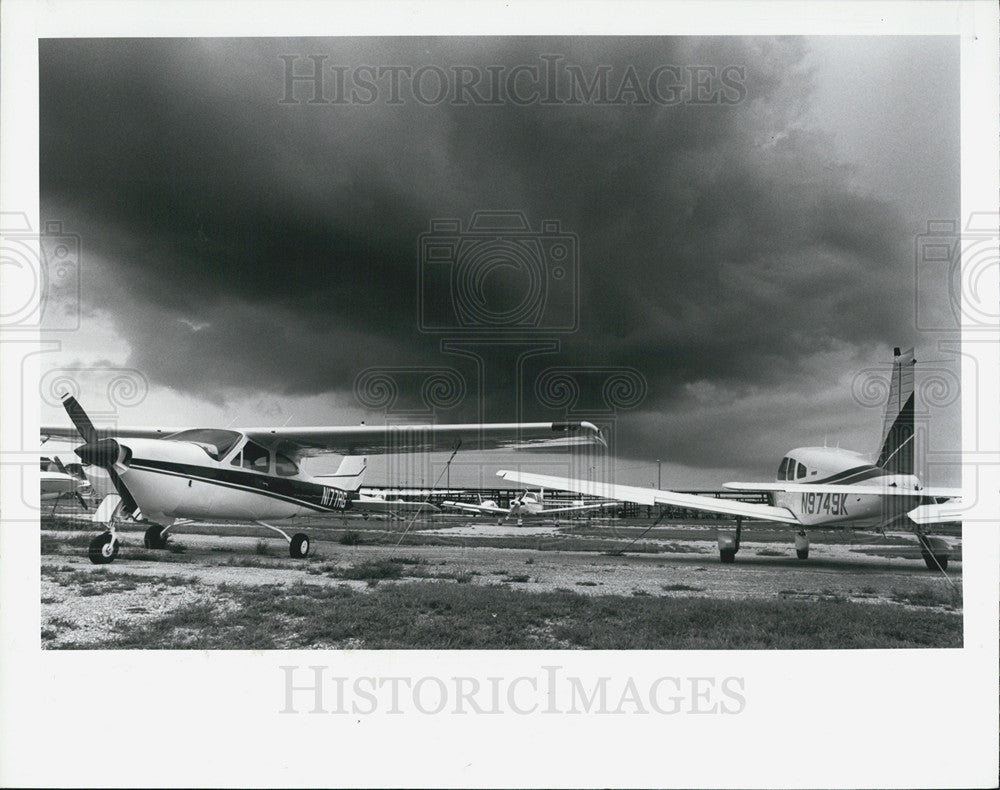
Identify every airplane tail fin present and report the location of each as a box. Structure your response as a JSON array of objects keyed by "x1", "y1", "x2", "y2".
[
  {"x1": 316, "y1": 456, "x2": 367, "y2": 492},
  {"x1": 876, "y1": 347, "x2": 915, "y2": 475}
]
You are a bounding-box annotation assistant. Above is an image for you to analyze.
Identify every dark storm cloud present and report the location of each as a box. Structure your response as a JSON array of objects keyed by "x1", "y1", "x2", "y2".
[{"x1": 40, "y1": 37, "x2": 942, "y2": 465}]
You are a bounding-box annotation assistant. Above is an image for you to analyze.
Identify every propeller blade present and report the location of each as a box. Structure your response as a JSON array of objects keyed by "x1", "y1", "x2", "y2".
[
  {"x1": 65, "y1": 395, "x2": 139, "y2": 515},
  {"x1": 61, "y1": 394, "x2": 99, "y2": 444},
  {"x1": 74, "y1": 491, "x2": 91, "y2": 511},
  {"x1": 106, "y1": 466, "x2": 139, "y2": 514}
]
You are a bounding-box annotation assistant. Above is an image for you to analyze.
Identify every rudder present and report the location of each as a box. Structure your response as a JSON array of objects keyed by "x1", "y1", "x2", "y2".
[{"x1": 876, "y1": 347, "x2": 915, "y2": 475}]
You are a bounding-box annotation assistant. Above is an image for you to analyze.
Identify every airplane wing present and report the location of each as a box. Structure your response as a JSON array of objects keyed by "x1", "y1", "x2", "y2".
[
  {"x1": 40, "y1": 471, "x2": 81, "y2": 497},
  {"x1": 441, "y1": 500, "x2": 509, "y2": 516},
  {"x1": 723, "y1": 481, "x2": 963, "y2": 498},
  {"x1": 496, "y1": 471, "x2": 800, "y2": 524},
  {"x1": 531, "y1": 501, "x2": 620, "y2": 515},
  {"x1": 244, "y1": 422, "x2": 604, "y2": 458},
  {"x1": 41, "y1": 421, "x2": 604, "y2": 459},
  {"x1": 41, "y1": 426, "x2": 183, "y2": 442}
]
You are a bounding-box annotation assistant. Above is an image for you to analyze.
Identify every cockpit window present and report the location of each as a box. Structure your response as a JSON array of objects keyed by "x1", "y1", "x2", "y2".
[
  {"x1": 274, "y1": 452, "x2": 298, "y2": 477},
  {"x1": 777, "y1": 457, "x2": 791, "y2": 480},
  {"x1": 165, "y1": 429, "x2": 242, "y2": 461},
  {"x1": 796, "y1": 462, "x2": 807, "y2": 480},
  {"x1": 240, "y1": 440, "x2": 270, "y2": 473}
]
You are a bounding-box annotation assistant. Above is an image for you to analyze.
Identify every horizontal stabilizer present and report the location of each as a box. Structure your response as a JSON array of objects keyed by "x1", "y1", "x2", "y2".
[
  {"x1": 315, "y1": 456, "x2": 367, "y2": 492},
  {"x1": 908, "y1": 503, "x2": 964, "y2": 525},
  {"x1": 351, "y1": 495, "x2": 439, "y2": 514}
]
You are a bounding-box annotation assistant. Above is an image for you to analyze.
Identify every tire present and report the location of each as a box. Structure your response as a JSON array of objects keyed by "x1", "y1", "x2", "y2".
[
  {"x1": 289, "y1": 533, "x2": 310, "y2": 559},
  {"x1": 796, "y1": 548, "x2": 809, "y2": 560},
  {"x1": 922, "y1": 552, "x2": 948, "y2": 571},
  {"x1": 144, "y1": 524, "x2": 167, "y2": 549},
  {"x1": 720, "y1": 548, "x2": 737, "y2": 564},
  {"x1": 88, "y1": 533, "x2": 119, "y2": 565}
]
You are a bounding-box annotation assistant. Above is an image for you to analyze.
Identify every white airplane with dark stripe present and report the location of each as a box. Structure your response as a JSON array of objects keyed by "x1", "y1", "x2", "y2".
[
  {"x1": 42, "y1": 395, "x2": 605, "y2": 565},
  {"x1": 499, "y1": 348, "x2": 963, "y2": 569},
  {"x1": 442, "y1": 489, "x2": 619, "y2": 525}
]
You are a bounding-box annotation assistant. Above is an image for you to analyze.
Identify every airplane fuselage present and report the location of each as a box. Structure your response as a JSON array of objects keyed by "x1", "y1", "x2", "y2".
[
  {"x1": 83, "y1": 435, "x2": 352, "y2": 526},
  {"x1": 768, "y1": 446, "x2": 925, "y2": 528}
]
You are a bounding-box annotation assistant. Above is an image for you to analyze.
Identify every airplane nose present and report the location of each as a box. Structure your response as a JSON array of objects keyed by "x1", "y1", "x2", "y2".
[{"x1": 75, "y1": 438, "x2": 129, "y2": 468}]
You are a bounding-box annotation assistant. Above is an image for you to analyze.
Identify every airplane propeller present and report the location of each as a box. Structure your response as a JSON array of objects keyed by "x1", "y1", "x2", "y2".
[
  {"x1": 62, "y1": 394, "x2": 139, "y2": 515},
  {"x1": 501, "y1": 492, "x2": 529, "y2": 525}
]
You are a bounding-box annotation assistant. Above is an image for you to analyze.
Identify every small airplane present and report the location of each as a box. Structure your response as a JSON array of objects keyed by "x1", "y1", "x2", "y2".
[
  {"x1": 42, "y1": 394, "x2": 604, "y2": 564},
  {"x1": 442, "y1": 489, "x2": 618, "y2": 525},
  {"x1": 40, "y1": 454, "x2": 93, "y2": 511},
  {"x1": 499, "y1": 348, "x2": 963, "y2": 569}
]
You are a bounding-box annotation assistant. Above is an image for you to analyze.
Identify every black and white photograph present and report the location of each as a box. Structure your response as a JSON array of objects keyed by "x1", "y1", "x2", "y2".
[{"x1": 2, "y1": 1, "x2": 997, "y2": 787}]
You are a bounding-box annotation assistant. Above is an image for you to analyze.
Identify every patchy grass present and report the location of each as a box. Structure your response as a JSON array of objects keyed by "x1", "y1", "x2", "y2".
[
  {"x1": 339, "y1": 530, "x2": 364, "y2": 546},
  {"x1": 73, "y1": 582, "x2": 962, "y2": 650},
  {"x1": 254, "y1": 540, "x2": 270, "y2": 556},
  {"x1": 888, "y1": 586, "x2": 962, "y2": 609},
  {"x1": 755, "y1": 548, "x2": 787, "y2": 557},
  {"x1": 661, "y1": 583, "x2": 705, "y2": 592},
  {"x1": 223, "y1": 556, "x2": 293, "y2": 570},
  {"x1": 322, "y1": 557, "x2": 476, "y2": 586}
]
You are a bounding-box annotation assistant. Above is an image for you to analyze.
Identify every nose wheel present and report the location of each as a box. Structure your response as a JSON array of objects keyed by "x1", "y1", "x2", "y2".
[{"x1": 88, "y1": 532, "x2": 119, "y2": 564}]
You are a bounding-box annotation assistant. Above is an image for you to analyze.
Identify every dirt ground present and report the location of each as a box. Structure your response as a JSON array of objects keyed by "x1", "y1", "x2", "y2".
[{"x1": 40, "y1": 516, "x2": 963, "y2": 647}]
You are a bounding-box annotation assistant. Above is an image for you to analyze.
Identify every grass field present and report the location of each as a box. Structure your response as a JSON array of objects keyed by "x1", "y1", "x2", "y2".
[{"x1": 50, "y1": 575, "x2": 962, "y2": 650}]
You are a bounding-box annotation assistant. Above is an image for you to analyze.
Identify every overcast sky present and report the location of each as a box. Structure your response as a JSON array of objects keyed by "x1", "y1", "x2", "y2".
[{"x1": 38, "y1": 36, "x2": 961, "y2": 486}]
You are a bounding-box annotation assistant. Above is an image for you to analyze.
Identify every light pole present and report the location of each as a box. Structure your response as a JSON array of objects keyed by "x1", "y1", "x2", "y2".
[{"x1": 657, "y1": 459, "x2": 661, "y2": 489}]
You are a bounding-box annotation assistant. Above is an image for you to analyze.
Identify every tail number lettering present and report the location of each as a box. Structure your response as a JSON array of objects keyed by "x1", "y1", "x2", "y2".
[
  {"x1": 321, "y1": 487, "x2": 347, "y2": 510},
  {"x1": 800, "y1": 492, "x2": 849, "y2": 516}
]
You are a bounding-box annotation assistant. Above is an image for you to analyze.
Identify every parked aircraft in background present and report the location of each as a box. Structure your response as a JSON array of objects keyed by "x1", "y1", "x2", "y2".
[
  {"x1": 500, "y1": 348, "x2": 962, "y2": 569},
  {"x1": 42, "y1": 394, "x2": 604, "y2": 564},
  {"x1": 39, "y1": 453, "x2": 92, "y2": 510},
  {"x1": 442, "y1": 489, "x2": 617, "y2": 525}
]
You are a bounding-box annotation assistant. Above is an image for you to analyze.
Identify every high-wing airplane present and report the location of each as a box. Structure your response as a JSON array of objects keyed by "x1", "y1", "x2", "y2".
[
  {"x1": 42, "y1": 394, "x2": 604, "y2": 564},
  {"x1": 499, "y1": 348, "x2": 962, "y2": 569},
  {"x1": 442, "y1": 489, "x2": 618, "y2": 525}
]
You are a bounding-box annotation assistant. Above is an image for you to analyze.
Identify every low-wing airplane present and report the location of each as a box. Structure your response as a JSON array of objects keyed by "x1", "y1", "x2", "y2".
[
  {"x1": 42, "y1": 394, "x2": 604, "y2": 564},
  {"x1": 499, "y1": 348, "x2": 962, "y2": 569},
  {"x1": 40, "y1": 454, "x2": 92, "y2": 511},
  {"x1": 442, "y1": 489, "x2": 618, "y2": 525}
]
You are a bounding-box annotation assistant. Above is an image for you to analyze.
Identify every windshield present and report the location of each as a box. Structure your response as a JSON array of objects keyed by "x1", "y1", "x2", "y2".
[{"x1": 165, "y1": 429, "x2": 242, "y2": 461}]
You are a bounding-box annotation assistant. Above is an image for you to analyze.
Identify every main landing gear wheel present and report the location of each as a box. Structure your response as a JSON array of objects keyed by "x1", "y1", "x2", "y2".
[
  {"x1": 88, "y1": 533, "x2": 119, "y2": 565},
  {"x1": 794, "y1": 530, "x2": 810, "y2": 560},
  {"x1": 918, "y1": 535, "x2": 950, "y2": 571},
  {"x1": 719, "y1": 548, "x2": 737, "y2": 564},
  {"x1": 144, "y1": 524, "x2": 168, "y2": 549},
  {"x1": 289, "y1": 533, "x2": 310, "y2": 559}
]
